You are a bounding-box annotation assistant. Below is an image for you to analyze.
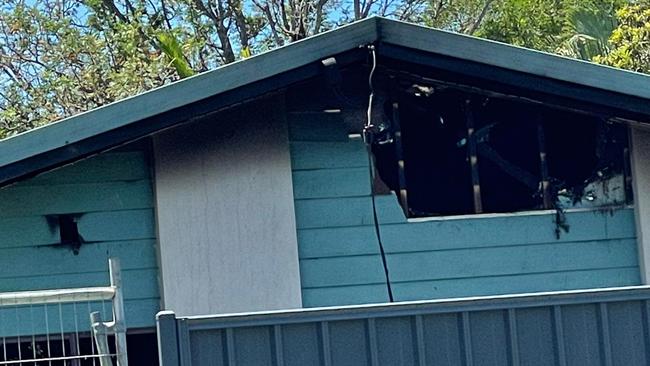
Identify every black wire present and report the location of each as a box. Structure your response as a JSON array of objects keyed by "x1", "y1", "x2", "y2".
[
  {"x1": 364, "y1": 44, "x2": 394, "y2": 303},
  {"x1": 366, "y1": 144, "x2": 395, "y2": 302}
]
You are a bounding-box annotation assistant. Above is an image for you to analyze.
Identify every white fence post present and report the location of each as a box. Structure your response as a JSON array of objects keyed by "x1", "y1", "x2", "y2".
[
  {"x1": 91, "y1": 312, "x2": 113, "y2": 366},
  {"x1": 109, "y1": 258, "x2": 129, "y2": 366}
]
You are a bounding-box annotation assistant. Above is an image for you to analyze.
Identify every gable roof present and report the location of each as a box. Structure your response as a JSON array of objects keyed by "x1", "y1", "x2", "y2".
[{"x1": 1, "y1": 16, "x2": 650, "y2": 186}]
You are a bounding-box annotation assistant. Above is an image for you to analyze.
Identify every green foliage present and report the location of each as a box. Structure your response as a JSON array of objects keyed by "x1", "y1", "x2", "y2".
[
  {"x1": 555, "y1": 0, "x2": 624, "y2": 60},
  {"x1": 0, "y1": 0, "x2": 178, "y2": 137},
  {"x1": 477, "y1": 0, "x2": 564, "y2": 52},
  {"x1": 444, "y1": 0, "x2": 648, "y2": 68},
  {"x1": 425, "y1": 0, "x2": 496, "y2": 34},
  {"x1": 474, "y1": 0, "x2": 622, "y2": 54},
  {"x1": 594, "y1": 2, "x2": 650, "y2": 73},
  {"x1": 156, "y1": 32, "x2": 196, "y2": 78}
]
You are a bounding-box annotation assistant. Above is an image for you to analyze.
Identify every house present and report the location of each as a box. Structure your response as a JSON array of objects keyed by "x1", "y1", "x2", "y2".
[{"x1": 1, "y1": 16, "x2": 650, "y2": 364}]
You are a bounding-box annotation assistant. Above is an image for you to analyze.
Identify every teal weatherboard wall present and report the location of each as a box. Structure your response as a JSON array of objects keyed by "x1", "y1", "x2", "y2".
[
  {"x1": 0, "y1": 149, "x2": 159, "y2": 336},
  {"x1": 288, "y1": 111, "x2": 640, "y2": 307}
]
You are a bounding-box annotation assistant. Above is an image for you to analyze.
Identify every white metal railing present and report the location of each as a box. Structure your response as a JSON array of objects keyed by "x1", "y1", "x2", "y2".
[{"x1": 0, "y1": 258, "x2": 128, "y2": 366}]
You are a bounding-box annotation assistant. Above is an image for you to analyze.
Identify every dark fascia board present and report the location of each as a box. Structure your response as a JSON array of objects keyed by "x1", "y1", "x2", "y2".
[
  {"x1": 377, "y1": 18, "x2": 650, "y2": 102},
  {"x1": 2, "y1": 16, "x2": 650, "y2": 186}
]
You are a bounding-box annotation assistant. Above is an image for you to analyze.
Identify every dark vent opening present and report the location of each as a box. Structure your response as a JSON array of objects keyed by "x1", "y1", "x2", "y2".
[{"x1": 58, "y1": 214, "x2": 82, "y2": 254}]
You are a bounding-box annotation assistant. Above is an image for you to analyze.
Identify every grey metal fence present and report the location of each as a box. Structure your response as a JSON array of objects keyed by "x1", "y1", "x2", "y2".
[{"x1": 157, "y1": 286, "x2": 650, "y2": 366}]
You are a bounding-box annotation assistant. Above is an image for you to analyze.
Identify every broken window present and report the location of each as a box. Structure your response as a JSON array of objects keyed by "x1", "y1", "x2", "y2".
[{"x1": 372, "y1": 85, "x2": 632, "y2": 218}]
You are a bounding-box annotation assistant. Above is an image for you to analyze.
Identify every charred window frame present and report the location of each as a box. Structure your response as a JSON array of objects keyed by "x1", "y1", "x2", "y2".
[{"x1": 371, "y1": 82, "x2": 633, "y2": 219}]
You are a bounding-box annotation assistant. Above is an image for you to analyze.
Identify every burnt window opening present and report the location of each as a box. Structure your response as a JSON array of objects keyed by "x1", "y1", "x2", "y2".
[
  {"x1": 371, "y1": 86, "x2": 632, "y2": 218},
  {"x1": 57, "y1": 214, "x2": 83, "y2": 254}
]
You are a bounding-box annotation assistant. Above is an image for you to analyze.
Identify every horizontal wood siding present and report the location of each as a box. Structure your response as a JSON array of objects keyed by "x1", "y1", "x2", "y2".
[
  {"x1": 0, "y1": 150, "x2": 159, "y2": 335},
  {"x1": 289, "y1": 112, "x2": 391, "y2": 306},
  {"x1": 288, "y1": 111, "x2": 640, "y2": 308}
]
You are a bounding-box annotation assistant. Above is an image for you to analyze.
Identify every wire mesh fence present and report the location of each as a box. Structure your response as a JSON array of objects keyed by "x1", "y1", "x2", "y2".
[{"x1": 0, "y1": 258, "x2": 127, "y2": 366}]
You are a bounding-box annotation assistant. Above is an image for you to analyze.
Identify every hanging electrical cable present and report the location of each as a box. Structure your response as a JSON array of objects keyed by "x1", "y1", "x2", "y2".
[
  {"x1": 363, "y1": 44, "x2": 394, "y2": 302},
  {"x1": 364, "y1": 45, "x2": 378, "y2": 140}
]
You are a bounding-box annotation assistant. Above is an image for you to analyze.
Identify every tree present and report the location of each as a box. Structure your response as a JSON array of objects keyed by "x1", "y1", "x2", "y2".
[
  {"x1": 555, "y1": 0, "x2": 626, "y2": 60},
  {"x1": 594, "y1": 2, "x2": 650, "y2": 73},
  {"x1": 474, "y1": 0, "x2": 565, "y2": 51},
  {"x1": 0, "y1": 0, "x2": 177, "y2": 136},
  {"x1": 426, "y1": 0, "x2": 497, "y2": 35},
  {"x1": 474, "y1": 0, "x2": 623, "y2": 53}
]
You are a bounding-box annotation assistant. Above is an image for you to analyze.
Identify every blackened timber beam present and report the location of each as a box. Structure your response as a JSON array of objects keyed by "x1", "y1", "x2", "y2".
[
  {"x1": 623, "y1": 146, "x2": 633, "y2": 204},
  {"x1": 476, "y1": 144, "x2": 538, "y2": 190},
  {"x1": 537, "y1": 119, "x2": 552, "y2": 208},
  {"x1": 464, "y1": 99, "x2": 483, "y2": 214},
  {"x1": 392, "y1": 102, "x2": 409, "y2": 217}
]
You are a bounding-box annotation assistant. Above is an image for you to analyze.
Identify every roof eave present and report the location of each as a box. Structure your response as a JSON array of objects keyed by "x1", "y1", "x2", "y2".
[
  {"x1": 377, "y1": 18, "x2": 650, "y2": 101},
  {"x1": 0, "y1": 17, "x2": 379, "y2": 186},
  {"x1": 2, "y1": 17, "x2": 650, "y2": 187}
]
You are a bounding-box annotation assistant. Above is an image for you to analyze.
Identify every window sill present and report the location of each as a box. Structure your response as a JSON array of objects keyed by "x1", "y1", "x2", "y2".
[{"x1": 406, "y1": 204, "x2": 634, "y2": 223}]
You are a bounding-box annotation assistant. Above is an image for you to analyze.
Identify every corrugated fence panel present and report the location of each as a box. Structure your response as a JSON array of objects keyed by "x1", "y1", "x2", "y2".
[
  {"x1": 281, "y1": 323, "x2": 323, "y2": 366},
  {"x1": 158, "y1": 287, "x2": 650, "y2": 366},
  {"x1": 515, "y1": 307, "x2": 557, "y2": 366},
  {"x1": 608, "y1": 301, "x2": 649, "y2": 365},
  {"x1": 329, "y1": 320, "x2": 371, "y2": 366},
  {"x1": 469, "y1": 310, "x2": 511, "y2": 366},
  {"x1": 562, "y1": 304, "x2": 603, "y2": 365},
  {"x1": 233, "y1": 326, "x2": 275, "y2": 365},
  {"x1": 189, "y1": 330, "x2": 226, "y2": 366},
  {"x1": 375, "y1": 317, "x2": 418, "y2": 365},
  {"x1": 0, "y1": 150, "x2": 160, "y2": 335},
  {"x1": 287, "y1": 110, "x2": 641, "y2": 308}
]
